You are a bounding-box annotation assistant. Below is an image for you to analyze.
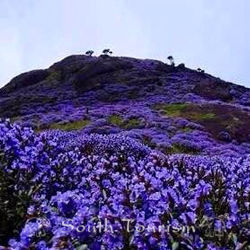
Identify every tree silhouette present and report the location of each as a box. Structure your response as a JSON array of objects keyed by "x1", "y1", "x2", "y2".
[
  {"x1": 167, "y1": 56, "x2": 175, "y2": 66},
  {"x1": 85, "y1": 50, "x2": 94, "y2": 56},
  {"x1": 102, "y1": 49, "x2": 113, "y2": 56},
  {"x1": 197, "y1": 68, "x2": 205, "y2": 73}
]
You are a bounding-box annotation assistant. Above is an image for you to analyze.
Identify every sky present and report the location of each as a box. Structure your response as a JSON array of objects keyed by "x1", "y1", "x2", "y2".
[{"x1": 0, "y1": 0, "x2": 250, "y2": 88}]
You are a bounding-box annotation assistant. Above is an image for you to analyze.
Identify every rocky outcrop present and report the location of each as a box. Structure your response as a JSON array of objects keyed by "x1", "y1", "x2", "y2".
[{"x1": 0, "y1": 69, "x2": 49, "y2": 94}]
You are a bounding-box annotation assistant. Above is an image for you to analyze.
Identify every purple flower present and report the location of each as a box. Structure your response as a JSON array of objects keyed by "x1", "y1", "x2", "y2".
[{"x1": 229, "y1": 199, "x2": 238, "y2": 214}]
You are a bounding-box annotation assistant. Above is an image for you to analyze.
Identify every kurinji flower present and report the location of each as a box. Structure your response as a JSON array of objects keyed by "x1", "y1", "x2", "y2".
[
  {"x1": 204, "y1": 202, "x2": 215, "y2": 218},
  {"x1": 149, "y1": 192, "x2": 161, "y2": 201},
  {"x1": 187, "y1": 199, "x2": 199, "y2": 211},
  {"x1": 229, "y1": 199, "x2": 239, "y2": 214},
  {"x1": 214, "y1": 220, "x2": 223, "y2": 231},
  {"x1": 36, "y1": 241, "x2": 49, "y2": 250},
  {"x1": 1, "y1": 120, "x2": 250, "y2": 249},
  {"x1": 20, "y1": 222, "x2": 40, "y2": 247}
]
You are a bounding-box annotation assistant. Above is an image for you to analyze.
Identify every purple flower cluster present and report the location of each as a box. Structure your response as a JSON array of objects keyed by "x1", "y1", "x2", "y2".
[{"x1": 0, "y1": 120, "x2": 250, "y2": 250}]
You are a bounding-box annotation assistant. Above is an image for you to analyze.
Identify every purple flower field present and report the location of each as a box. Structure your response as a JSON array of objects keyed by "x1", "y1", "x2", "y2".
[
  {"x1": 0, "y1": 120, "x2": 250, "y2": 249},
  {"x1": 0, "y1": 55, "x2": 250, "y2": 249}
]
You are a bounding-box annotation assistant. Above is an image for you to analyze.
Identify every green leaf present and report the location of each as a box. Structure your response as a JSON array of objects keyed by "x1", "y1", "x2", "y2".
[{"x1": 172, "y1": 242, "x2": 179, "y2": 250}]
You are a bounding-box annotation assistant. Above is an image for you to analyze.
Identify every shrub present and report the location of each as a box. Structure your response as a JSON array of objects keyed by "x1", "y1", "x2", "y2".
[
  {"x1": 167, "y1": 55, "x2": 175, "y2": 66},
  {"x1": 102, "y1": 49, "x2": 113, "y2": 56},
  {"x1": 85, "y1": 50, "x2": 94, "y2": 56}
]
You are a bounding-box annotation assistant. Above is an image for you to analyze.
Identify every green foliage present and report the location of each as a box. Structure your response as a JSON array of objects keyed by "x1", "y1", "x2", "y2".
[
  {"x1": 155, "y1": 103, "x2": 188, "y2": 117},
  {"x1": 123, "y1": 118, "x2": 140, "y2": 129},
  {"x1": 0, "y1": 149, "x2": 42, "y2": 243},
  {"x1": 108, "y1": 115, "x2": 124, "y2": 127},
  {"x1": 49, "y1": 119, "x2": 90, "y2": 131},
  {"x1": 141, "y1": 136, "x2": 156, "y2": 149},
  {"x1": 155, "y1": 102, "x2": 250, "y2": 143},
  {"x1": 154, "y1": 103, "x2": 215, "y2": 121},
  {"x1": 180, "y1": 127, "x2": 193, "y2": 133},
  {"x1": 189, "y1": 112, "x2": 215, "y2": 121},
  {"x1": 108, "y1": 115, "x2": 140, "y2": 129},
  {"x1": 168, "y1": 143, "x2": 201, "y2": 155}
]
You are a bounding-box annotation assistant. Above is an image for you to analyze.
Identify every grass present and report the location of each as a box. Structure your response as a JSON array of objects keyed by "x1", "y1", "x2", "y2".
[
  {"x1": 108, "y1": 115, "x2": 124, "y2": 127},
  {"x1": 154, "y1": 102, "x2": 250, "y2": 143},
  {"x1": 155, "y1": 103, "x2": 187, "y2": 117},
  {"x1": 154, "y1": 103, "x2": 215, "y2": 121},
  {"x1": 180, "y1": 127, "x2": 193, "y2": 133},
  {"x1": 168, "y1": 143, "x2": 201, "y2": 155},
  {"x1": 49, "y1": 119, "x2": 90, "y2": 131},
  {"x1": 108, "y1": 115, "x2": 140, "y2": 129},
  {"x1": 123, "y1": 118, "x2": 140, "y2": 129},
  {"x1": 188, "y1": 112, "x2": 215, "y2": 121}
]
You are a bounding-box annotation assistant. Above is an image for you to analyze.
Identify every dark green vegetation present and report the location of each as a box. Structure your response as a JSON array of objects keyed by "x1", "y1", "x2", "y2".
[
  {"x1": 155, "y1": 103, "x2": 250, "y2": 143},
  {"x1": 169, "y1": 142, "x2": 201, "y2": 154},
  {"x1": 154, "y1": 103, "x2": 216, "y2": 121},
  {"x1": 48, "y1": 119, "x2": 90, "y2": 131},
  {"x1": 108, "y1": 115, "x2": 140, "y2": 129}
]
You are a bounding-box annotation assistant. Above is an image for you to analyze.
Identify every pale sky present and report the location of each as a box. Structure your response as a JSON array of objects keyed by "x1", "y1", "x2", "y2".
[{"x1": 0, "y1": 0, "x2": 249, "y2": 88}]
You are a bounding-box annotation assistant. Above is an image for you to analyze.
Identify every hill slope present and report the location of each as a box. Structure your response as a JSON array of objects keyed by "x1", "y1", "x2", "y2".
[
  {"x1": 1, "y1": 54, "x2": 250, "y2": 156},
  {"x1": 1, "y1": 55, "x2": 250, "y2": 249}
]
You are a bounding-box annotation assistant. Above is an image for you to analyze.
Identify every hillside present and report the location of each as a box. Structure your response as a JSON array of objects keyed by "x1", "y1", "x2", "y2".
[
  {"x1": 1, "y1": 54, "x2": 250, "y2": 157},
  {"x1": 1, "y1": 54, "x2": 250, "y2": 249}
]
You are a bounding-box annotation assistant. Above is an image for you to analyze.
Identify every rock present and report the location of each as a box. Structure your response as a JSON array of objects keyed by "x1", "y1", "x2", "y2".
[
  {"x1": 72, "y1": 58, "x2": 134, "y2": 92},
  {"x1": 1, "y1": 70, "x2": 49, "y2": 94}
]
